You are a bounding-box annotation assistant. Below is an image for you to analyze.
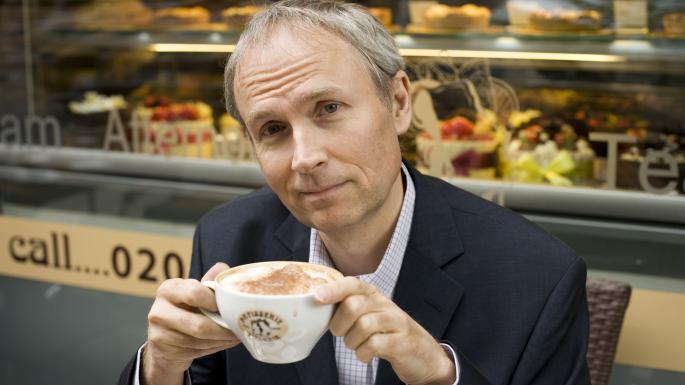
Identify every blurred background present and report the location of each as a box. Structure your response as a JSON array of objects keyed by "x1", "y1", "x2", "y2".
[{"x1": 1, "y1": 1, "x2": 684, "y2": 384}]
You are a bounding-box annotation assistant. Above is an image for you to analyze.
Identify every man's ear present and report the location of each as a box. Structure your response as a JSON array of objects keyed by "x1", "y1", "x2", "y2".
[{"x1": 391, "y1": 70, "x2": 412, "y2": 136}]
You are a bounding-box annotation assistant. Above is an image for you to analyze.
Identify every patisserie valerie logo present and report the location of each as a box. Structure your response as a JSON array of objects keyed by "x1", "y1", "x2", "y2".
[{"x1": 238, "y1": 310, "x2": 288, "y2": 342}]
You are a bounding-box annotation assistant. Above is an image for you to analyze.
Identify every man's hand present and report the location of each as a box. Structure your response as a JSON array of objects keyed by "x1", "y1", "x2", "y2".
[
  {"x1": 143, "y1": 263, "x2": 240, "y2": 385},
  {"x1": 315, "y1": 277, "x2": 456, "y2": 385}
]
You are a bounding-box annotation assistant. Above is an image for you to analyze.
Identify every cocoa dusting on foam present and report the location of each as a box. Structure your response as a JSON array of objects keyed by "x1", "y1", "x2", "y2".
[{"x1": 235, "y1": 264, "x2": 332, "y2": 295}]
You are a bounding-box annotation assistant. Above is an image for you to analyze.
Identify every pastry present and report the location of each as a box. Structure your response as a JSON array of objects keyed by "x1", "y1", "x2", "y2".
[
  {"x1": 506, "y1": 1, "x2": 542, "y2": 27},
  {"x1": 216, "y1": 114, "x2": 255, "y2": 161},
  {"x1": 663, "y1": 12, "x2": 685, "y2": 35},
  {"x1": 504, "y1": 110, "x2": 595, "y2": 186},
  {"x1": 617, "y1": 131, "x2": 685, "y2": 194},
  {"x1": 69, "y1": 91, "x2": 126, "y2": 114},
  {"x1": 73, "y1": 0, "x2": 152, "y2": 29},
  {"x1": 367, "y1": 7, "x2": 393, "y2": 28},
  {"x1": 222, "y1": 6, "x2": 264, "y2": 29},
  {"x1": 528, "y1": 9, "x2": 601, "y2": 31},
  {"x1": 154, "y1": 6, "x2": 210, "y2": 26},
  {"x1": 422, "y1": 4, "x2": 491, "y2": 30},
  {"x1": 67, "y1": 91, "x2": 128, "y2": 148},
  {"x1": 134, "y1": 96, "x2": 215, "y2": 158},
  {"x1": 416, "y1": 111, "x2": 501, "y2": 179}
]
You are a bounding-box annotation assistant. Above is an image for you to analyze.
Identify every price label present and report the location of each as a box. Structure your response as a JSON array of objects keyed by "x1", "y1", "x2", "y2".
[{"x1": 0, "y1": 216, "x2": 192, "y2": 297}]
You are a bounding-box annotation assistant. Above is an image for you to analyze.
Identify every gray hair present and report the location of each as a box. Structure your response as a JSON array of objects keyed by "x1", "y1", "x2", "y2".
[{"x1": 223, "y1": 0, "x2": 405, "y2": 126}]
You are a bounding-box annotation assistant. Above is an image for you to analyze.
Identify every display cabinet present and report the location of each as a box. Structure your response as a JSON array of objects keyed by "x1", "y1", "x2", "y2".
[
  {"x1": 4, "y1": 2, "x2": 685, "y2": 218},
  {"x1": 1, "y1": 1, "x2": 684, "y2": 385}
]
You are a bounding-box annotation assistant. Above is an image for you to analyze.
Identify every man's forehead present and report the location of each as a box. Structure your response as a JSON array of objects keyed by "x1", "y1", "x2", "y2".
[
  {"x1": 237, "y1": 23, "x2": 355, "y2": 69},
  {"x1": 231, "y1": 22, "x2": 383, "y2": 127}
]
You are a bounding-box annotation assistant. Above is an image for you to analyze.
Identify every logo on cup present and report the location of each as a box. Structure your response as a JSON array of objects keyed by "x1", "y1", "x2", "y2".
[{"x1": 238, "y1": 310, "x2": 288, "y2": 342}]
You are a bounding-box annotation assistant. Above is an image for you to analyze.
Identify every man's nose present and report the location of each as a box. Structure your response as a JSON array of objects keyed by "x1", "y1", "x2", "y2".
[{"x1": 291, "y1": 124, "x2": 327, "y2": 173}]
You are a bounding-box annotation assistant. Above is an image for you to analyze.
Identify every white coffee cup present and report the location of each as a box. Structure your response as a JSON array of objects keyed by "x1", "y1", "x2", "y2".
[{"x1": 201, "y1": 261, "x2": 343, "y2": 364}]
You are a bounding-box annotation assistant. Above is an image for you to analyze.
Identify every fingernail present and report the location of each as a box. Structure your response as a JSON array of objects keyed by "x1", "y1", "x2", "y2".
[{"x1": 315, "y1": 287, "x2": 330, "y2": 302}]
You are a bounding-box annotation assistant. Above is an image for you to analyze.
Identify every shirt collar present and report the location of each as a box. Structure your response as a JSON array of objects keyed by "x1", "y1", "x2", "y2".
[{"x1": 309, "y1": 163, "x2": 415, "y2": 298}]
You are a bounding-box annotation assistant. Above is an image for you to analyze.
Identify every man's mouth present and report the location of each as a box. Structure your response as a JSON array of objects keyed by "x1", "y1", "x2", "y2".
[{"x1": 299, "y1": 182, "x2": 346, "y2": 197}]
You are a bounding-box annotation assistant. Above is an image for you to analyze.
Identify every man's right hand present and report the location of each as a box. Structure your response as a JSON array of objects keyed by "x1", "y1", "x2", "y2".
[{"x1": 143, "y1": 262, "x2": 240, "y2": 385}]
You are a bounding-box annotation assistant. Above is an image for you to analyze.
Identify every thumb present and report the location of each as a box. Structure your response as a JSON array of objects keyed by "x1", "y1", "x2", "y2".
[{"x1": 202, "y1": 262, "x2": 230, "y2": 282}]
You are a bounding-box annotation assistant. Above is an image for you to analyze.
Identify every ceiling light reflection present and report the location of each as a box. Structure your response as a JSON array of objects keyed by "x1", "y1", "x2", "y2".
[
  {"x1": 151, "y1": 43, "x2": 235, "y2": 53},
  {"x1": 150, "y1": 43, "x2": 625, "y2": 63},
  {"x1": 399, "y1": 48, "x2": 626, "y2": 62}
]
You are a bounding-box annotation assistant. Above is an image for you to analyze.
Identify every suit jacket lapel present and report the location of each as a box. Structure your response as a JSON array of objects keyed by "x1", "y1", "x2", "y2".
[
  {"x1": 274, "y1": 212, "x2": 340, "y2": 385},
  {"x1": 376, "y1": 165, "x2": 466, "y2": 385},
  {"x1": 275, "y1": 213, "x2": 310, "y2": 262}
]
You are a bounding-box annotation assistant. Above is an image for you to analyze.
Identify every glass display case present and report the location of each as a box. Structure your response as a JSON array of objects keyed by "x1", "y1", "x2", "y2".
[{"x1": 1, "y1": 1, "x2": 684, "y2": 385}]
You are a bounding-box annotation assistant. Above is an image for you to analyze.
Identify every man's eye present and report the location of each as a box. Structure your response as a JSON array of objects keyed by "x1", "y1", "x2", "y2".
[
  {"x1": 322, "y1": 103, "x2": 339, "y2": 115},
  {"x1": 262, "y1": 123, "x2": 286, "y2": 137}
]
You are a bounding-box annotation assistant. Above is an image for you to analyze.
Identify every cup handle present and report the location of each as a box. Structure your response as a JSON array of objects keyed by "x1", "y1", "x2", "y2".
[{"x1": 200, "y1": 280, "x2": 231, "y2": 330}]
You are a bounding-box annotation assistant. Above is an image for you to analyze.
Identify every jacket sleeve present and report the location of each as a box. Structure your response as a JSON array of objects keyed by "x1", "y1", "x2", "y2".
[
  {"x1": 509, "y1": 256, "x2": 591, "y2": 385},
  {"x1": 117, "y1": 354, "x2": 137, "y2": 385}
]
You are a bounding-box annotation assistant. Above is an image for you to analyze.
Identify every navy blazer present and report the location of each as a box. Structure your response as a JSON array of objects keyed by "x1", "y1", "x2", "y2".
[{"x1": 119, "y1": 164, "x2": 590, "y2": 385}]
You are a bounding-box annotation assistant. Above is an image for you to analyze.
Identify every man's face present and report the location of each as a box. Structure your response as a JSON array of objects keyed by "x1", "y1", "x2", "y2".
[{"x1": 234, "y1": 26, "x2": 410, "y2": 232}]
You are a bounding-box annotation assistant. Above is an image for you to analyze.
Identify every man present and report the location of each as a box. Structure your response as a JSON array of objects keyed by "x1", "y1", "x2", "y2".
[{"x1": 119, "y1": 1, "x2": 590, "y2": 384}]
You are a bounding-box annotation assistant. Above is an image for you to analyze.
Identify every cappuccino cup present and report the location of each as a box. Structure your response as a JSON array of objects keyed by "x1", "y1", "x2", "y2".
[{"x1": 201, "y1": 261, "x2": 343, "y2": 364}]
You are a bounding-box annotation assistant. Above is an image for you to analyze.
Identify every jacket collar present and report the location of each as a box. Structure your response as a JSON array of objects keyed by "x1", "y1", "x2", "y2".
[
  {"x1": 274, "y1": 210, "x2": 310, "y2": 260},
  {"x1": 402, "y1": 161, "x2": 465, "y2": 267}
]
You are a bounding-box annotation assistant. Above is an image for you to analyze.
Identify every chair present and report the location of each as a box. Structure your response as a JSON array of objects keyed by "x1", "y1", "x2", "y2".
[{"x1": 585, "y1": 277, "x2": 632, "y2": 385}]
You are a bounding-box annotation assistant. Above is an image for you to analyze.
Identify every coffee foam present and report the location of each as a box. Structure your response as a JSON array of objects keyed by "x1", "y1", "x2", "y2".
[{"x1": 221, "y1": 263, "x2": 336, "y2": 295}]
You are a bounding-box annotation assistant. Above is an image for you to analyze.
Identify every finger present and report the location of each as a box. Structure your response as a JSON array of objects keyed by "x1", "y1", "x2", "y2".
[
  {"x1": 343, "y1": 312, "x2": 394, "y2": 351},
  {"x1": 202, "y1": 262, "x2": 230, "y2": 282},
  {"x1": 148, "y1": 324, "x2": 240, "y2": 350},
  {"x1": 315, "y1": 277, "x2": 377, "y2": 304},
  {"x1": 354, "y1": 332, "x2": 393, "y2": 363},
  {"x1": 198, "y1": 343, "x2": 236, "y2": 358},
  {"x1": 149, "y1": 298, "x2": 237, "y2": 341},
  {"x1": 150, "y1": 339, "x2": 236, "y2": 363},
  {"x1": 329, "y1": 293, "x2": 388, "y2": 337},
  {"x1": 157, "y1": 278, "x2": 218, "y2": 312}
]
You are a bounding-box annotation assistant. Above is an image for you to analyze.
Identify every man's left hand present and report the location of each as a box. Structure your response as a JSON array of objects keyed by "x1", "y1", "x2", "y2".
[{"x1": 315, "y1": 277, "x2": 456, "y2": 385}]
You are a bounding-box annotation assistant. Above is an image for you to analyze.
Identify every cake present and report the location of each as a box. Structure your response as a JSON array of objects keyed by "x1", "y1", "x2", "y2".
[
  {"x1": 73, "y1": 0, "x2": 153, "y2": 29},
  {"x1": 367, "y1": 7, "x2": 393, "y2": 28},
  {"x1": 67, "y1": 91, "x2": 128, "y2": 148},
  {"x1": 422, "y1": 4, "x2": 491, "y2": 30},
  {"x1": 504, "y1": 110, "x2": 595, "y2": 186},
  {"x1": 663, "y1": 12, "x2": 685, "y2": 35},
  {"x1": 617, "y1": 131, "x2": 685, "y2": 194},
  {"x1": 528, "y1": 9, "x2": 601, "y2": 32},
  {"x1": 134, "y1": 96, "x2": 215, "y2": 158},
  {"x1": 154, "y1": 6, "x2": 210, "y2": 26},
  {"x1": 221, "y1": 6, "x2": 264, "y2": 29},
  {"x1": 416, "y1": 111, "x2": 501, "y2": 179},
  {"x1": 69, "y1": 91, "x2": 126, "y2": 114}
]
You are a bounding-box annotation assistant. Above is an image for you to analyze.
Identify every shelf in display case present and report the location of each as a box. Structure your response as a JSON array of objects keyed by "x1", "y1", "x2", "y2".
[
  {"x1": 404, "y1": 31, "x2": 685, "y2": 76},
  {"x1": 38, "y1": 27, "x2": 685, "y2": 73},
  {"x1": 41, "y1": 28, "x2": 241, "y2": 51},
  {"x1": 1, "y1": 145, "x2": 683, "y2": 226}
]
